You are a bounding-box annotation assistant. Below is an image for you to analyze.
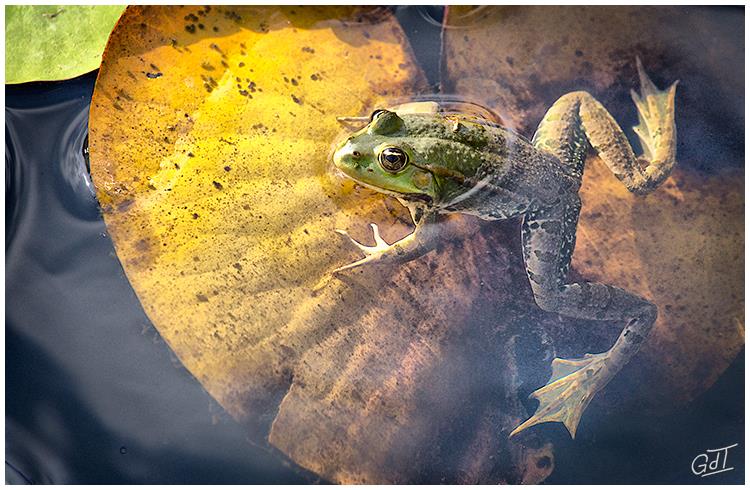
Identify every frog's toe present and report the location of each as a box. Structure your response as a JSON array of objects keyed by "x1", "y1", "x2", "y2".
[
  {"x1": 331, "y1": 255, "x2": 377, "y2": 274},
  {"x1": 336, "y1": 223, "x2": 391, "y2": 255},
  {"x1": 335, "y1": 228, "x2": 371, "y2": 253},
  {"x1": 509, "y1": 352, "x2": 612, "y2": 439},
  {"x1": 630, "y1": 57, "x2": 678, "y2": 161},
  {"x1": 334, "y1": 228, "x2": 355, "y2": 243},
  {"x1": 367, "y1": 223, "x2": 390, "y2": 248},
  {"x1": 336, "y1": 115, "x2": 370, "y2": 127},
  {"x1": 332, "y1": 223, "x2": 395, "y2": 273}
]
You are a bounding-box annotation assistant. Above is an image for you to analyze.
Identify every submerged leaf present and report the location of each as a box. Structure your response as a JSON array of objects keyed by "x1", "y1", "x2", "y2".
[
  {"x1": 5, "y1": 5, "x2": 124, "y2": 84},
  {"x1": 442, "y1": 6, "x2": 744, "y2": 411},
  {"x1": 90, "y1": 6, "x2": 550, "y2": 484}
]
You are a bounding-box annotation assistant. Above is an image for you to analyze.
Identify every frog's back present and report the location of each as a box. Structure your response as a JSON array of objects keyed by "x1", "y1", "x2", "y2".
[{"x1": 440, "y1": 118, "x2": 581, "y2": 219}]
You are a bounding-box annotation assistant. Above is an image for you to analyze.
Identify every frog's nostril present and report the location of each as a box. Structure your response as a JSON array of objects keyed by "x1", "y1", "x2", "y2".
[
  {"x1": 333, "y1": 147, "x2": 351, "y2": 169},
  {"x1": 352, "y1": 151, "x2": 361, "y2": 158}
]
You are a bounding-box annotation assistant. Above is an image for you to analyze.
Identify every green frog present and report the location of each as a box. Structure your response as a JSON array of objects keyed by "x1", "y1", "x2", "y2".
[{"x1": 330, "y1": 59, "x2": 678, "y2": 438}]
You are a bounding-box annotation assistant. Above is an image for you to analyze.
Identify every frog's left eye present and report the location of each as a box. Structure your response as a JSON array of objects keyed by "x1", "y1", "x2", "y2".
[
  {"x1": 378, "y1": 147, "x2": 409, "y2": 173},
  {"x1": 370, "y1": 109, "x2": 388, "y2": 121}
]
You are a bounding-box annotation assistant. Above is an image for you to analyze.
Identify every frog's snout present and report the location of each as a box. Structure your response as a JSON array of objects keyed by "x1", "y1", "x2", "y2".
[{"x1": 332, "y1": 141, "x2": 361, "y2": 174}]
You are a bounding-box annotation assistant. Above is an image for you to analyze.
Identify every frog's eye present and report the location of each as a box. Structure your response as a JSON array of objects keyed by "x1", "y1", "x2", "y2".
[
  {"x1": 378, "y1": 147, "x2": 409, "y2": 173},
  {"x1": 369, "y1": 110, "x2": 404, "y2": 135},
  {"x1": 370, "y1": 109, "x2": 388, "y2": 121}
]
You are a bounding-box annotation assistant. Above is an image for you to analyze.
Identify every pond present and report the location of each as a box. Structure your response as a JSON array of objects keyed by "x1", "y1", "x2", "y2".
[{"x1": 6, "y1": 5, "x2": 744, "y2": 484}]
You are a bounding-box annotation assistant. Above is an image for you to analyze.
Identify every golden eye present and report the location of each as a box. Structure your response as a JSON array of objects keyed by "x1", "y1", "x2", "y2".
[{"x1": 378, "y1": 147, "x2": 408, "y2": 173}]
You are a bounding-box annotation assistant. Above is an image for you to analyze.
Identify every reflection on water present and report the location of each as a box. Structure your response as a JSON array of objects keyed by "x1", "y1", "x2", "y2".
[{"x1": 385, "y1": 94, "x2": 506, "y2": 125}]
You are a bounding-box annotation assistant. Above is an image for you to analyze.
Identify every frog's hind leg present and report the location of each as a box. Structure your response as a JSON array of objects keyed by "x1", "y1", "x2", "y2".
[
  {"x1": 510, "y1": 199, "x2": 657, "y2": 438},
  {"x1": 534, "y1": 58, "x2": 678, "y2": 194},
  {"x1": 531, "y1": 89, "x2": 589, "y2": 179}
]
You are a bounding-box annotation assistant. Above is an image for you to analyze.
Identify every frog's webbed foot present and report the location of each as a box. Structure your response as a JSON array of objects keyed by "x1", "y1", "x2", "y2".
[
  {"x1": 329, "y1": 211, "x2": 438, "y2": 277},
  {"x1": 510, "y1": 352, "x2": 614, "y2": 439},
  {"x1": 631, "y1": 58, "x2": 678, "y2": 157},
  {"x1": 630, "y1": 57, "x2": 678, "y2": 187},
  {"x1": 332, "y1": 223, "x2": 394, "y2": 273}
]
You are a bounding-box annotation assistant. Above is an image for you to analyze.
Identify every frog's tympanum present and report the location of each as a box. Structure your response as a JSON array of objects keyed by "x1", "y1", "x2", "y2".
[{"x1": 331, "y1": 60, "x2": 678, "y2": 438}]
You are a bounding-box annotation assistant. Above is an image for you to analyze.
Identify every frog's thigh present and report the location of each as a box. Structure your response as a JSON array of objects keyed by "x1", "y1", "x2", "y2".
[
  {"x1": 532, "y1": 93, "x2": 588, "y2": 176},
  {"x1": 522, "y1": 199, "x2": 648, "y2": 321}
]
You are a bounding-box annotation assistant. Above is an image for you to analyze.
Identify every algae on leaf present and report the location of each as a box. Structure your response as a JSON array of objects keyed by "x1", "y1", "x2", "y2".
[{"x1": 5, "y1": 5, "x2": 124, "y2": 84}]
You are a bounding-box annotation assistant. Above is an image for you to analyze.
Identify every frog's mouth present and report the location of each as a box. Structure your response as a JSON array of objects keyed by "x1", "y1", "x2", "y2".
[
  {"x1": 344, "y1": 175, "x2": 433, "y2": 205},
  {"x1": 400, "y1": 192, "x2": 433, "y2": 204}
]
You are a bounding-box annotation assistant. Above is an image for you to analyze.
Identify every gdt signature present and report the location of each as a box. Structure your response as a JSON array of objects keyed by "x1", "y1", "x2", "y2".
[{"x1": 691, "y1": 443, "x2": 738, "y2": 477}]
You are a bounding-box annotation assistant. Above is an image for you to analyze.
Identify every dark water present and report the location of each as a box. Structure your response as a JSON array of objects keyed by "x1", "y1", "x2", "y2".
[
  {"x1": 5, "y1": 71, "x2": 314, "y2": 484},
  {"x1": 5, "y1": 6, "x2": 744, "y2": 484}
]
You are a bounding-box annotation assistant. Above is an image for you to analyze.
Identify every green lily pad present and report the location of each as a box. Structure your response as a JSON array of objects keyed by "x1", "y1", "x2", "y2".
[{"x1": 5, "y1": 5, "x2": 124, "y2": 84}]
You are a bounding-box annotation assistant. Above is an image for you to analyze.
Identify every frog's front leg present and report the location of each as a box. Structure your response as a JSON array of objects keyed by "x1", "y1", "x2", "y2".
[
  {"x1": 510, "y1": 197, "x2": 657, "y2": 438},
  {"x1": 332, "y1": 209, "x2": 440, "y2": 274}
]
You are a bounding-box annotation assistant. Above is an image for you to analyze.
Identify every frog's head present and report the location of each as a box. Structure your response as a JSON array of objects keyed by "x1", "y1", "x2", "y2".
[{"x1": 332, "y1": 109, "x2": 438, "y2": 204}]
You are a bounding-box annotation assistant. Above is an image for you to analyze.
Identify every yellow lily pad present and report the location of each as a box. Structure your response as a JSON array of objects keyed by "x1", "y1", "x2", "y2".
[
  {"x1": 442, "y1": 5, "x2": 744, "y2": 411},
  {"x1": 90, "y1": 6, "x2": 553, "y2": 483}
]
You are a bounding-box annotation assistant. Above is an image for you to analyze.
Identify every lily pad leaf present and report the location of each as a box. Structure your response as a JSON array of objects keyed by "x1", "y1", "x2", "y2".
[
  {"x1": 90, "y1": 6, "x2": 553, "y2": 484},
  {"x1": 5, "y1": 5, "x2": 124, "y2": 84}
]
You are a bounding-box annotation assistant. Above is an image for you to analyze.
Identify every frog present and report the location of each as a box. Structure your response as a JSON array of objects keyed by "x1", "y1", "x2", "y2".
[{"x1": 328, "y1": 59, "x2": 678, "y2": 439}]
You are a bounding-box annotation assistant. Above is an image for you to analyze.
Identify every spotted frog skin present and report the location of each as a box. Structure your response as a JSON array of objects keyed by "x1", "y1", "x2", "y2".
[{"x1": 330, "y1": 60, "x2": 678, "y2": 438}]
